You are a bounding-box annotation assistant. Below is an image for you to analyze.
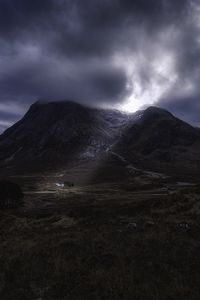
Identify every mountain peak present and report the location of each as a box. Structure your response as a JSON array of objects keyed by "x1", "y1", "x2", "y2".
[
  {"x1": 29, "y1": 99, "x2": 87, "y2": 111},
  {"x1": 143, "y1": 106, "x2": 173, "y2": 117},
  {"x1": 24, "y1": 100, "x2": 94, "y2": 123}
]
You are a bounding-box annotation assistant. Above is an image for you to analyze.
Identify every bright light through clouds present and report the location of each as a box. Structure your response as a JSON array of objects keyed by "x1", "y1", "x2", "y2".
[
  {"x1": 0, "y1": 0, "x2": 200, "y2": 128},
  {"x1": 114, "y1": 45, "x2": 178, "y2": 112}
]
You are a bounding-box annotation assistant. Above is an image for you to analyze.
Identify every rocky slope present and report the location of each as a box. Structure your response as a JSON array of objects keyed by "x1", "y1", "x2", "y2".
[
  {"x1": 105, "y1": 106, "x2": 200, "y2": 180},
  {"x1": 0, "y1": 101, "x2": 200, "y2": 178},
  {"x1": 0, "y1": 101, "x2": 129, "y2": 172}
]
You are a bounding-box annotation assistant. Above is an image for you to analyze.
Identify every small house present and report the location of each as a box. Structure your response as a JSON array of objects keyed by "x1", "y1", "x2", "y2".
[{"x1": 55, "y1": 181, "x2": 74, "y2": 188}]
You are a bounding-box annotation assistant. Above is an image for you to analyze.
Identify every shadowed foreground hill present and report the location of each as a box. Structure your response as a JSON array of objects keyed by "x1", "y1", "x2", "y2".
[{"x1": 1, "y1": 182, "x2": 200, "y2": 299}]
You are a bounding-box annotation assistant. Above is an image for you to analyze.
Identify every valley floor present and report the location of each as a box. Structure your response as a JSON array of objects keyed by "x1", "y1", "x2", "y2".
[{"x1": 1, "y1": 179, "x2": 200, "y2": 299}]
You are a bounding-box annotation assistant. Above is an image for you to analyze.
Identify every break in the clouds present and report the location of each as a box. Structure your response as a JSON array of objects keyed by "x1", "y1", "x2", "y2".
[{"x1": 0, "y1": 0, "x2": 200, "y2": 131}]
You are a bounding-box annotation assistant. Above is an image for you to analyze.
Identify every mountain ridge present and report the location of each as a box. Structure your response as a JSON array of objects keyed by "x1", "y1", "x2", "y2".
[{"x1": 0, "y1": 100, "x2": 200, "y2": 179}]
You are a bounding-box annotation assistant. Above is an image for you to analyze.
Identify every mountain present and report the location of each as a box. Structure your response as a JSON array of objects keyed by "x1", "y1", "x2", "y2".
[
  {"x1": 0, "y1": 101, "x2": 200, "y2": 179},
  {"x1": 0, "y1": 100, "x2": 129, "y2": 172},
  {"x1": 105, "y1": 106, "x2": 200, "y2": 179},
  {"x1": 117, "y1": 106, "x2": 200, "y2": 155}
]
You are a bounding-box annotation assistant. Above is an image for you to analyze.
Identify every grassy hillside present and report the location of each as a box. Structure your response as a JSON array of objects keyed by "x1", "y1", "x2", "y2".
[{"x1": 1, "y1": 180, "x2": 200, "y2": 299}]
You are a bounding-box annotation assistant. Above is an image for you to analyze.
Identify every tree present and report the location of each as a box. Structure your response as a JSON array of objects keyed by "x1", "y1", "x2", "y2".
[{"x1": 0, "y1": 180, "x2": 24, "y2": 208}]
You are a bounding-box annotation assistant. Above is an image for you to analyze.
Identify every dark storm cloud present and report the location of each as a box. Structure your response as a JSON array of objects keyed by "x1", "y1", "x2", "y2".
[
  {"x1": 0, "y1": 0, "x2": 200, "y2": 131},
  {"x1": 0, "y1": 0, "x2": 55, "y2": 36}
]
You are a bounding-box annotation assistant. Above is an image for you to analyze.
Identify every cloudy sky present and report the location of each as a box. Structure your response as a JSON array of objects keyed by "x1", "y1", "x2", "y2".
[{"x1": 0, "y1": 0, "x2": 200, "y2": 132}]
